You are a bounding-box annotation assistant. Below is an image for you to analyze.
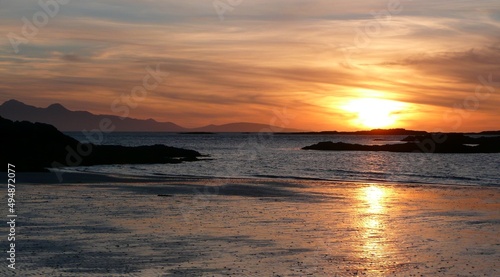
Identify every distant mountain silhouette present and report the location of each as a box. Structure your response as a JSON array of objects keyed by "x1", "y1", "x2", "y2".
[
  {"x1": 191, "y1": 122, "x2": 301, "y2": 133},
  {"x1": 0, "y1": 100, "x2": 302, "y2": 132},
  {"x1": 286, "y1": 128, "x2": 429, "y2": 136},
  {"x1": 0, "y1": 100, "x2": 185, "y2": 132}
]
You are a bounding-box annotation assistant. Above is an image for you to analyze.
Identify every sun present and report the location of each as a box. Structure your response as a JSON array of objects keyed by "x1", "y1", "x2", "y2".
[{"x1": 342, "y1": 98, "x2": 405, "y2": 129}]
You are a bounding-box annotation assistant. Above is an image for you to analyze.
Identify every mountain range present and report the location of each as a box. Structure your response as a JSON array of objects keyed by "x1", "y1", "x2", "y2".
[
  {"x1": 2, "y1": 100, "x2": 499, "y2": 134},
  {"x1": 0, "y1": 100, "x2": 302, "y2": 132}
]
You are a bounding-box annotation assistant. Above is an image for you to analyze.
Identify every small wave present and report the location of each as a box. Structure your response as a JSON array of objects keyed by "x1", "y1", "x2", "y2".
[{"x1": 251, "y1": 174, "x2": 332, "y2": 181}]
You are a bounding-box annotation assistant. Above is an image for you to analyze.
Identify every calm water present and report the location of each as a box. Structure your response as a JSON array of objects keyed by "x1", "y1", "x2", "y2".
[{"x1": 66, "y1": 132, "x2": 500, "y2": 187}]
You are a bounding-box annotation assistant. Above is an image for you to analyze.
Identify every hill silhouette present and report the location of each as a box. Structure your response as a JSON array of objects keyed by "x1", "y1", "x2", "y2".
[
  {"x1": 0, "y1": 100, "x2": 302, "y2": 132},
  {"x1": 190, "y1": 122, "x2": 301, "y2": 133},
  {"x1": 0, "y1": 99, "x2": 185, "y2": 132}
]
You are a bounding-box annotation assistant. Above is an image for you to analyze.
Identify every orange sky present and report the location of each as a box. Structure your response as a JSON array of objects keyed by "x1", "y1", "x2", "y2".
[{"x1": 1, "y1": 0, "x2": 499, "y2": 131}]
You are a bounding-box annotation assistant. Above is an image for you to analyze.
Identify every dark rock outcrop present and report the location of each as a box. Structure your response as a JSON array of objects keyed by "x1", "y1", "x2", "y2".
[
  {"x1": 0, "y1": 116, "x2": 202, "y2": 172},
  {"x1": 303, "y1": 134, "x2": 500, "y2": 153},
  {"x1": 478, "y1": 130, "x2": 500, "y2": 135}
]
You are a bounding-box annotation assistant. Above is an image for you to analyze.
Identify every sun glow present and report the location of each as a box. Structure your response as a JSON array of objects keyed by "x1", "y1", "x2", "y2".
[{"x1": 343, "y1": 98, "x2": 405, "y2": 129}]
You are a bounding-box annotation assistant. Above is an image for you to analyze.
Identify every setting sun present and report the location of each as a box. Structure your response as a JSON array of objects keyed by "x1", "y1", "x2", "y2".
[{"x1": 343, "y1": 98, "x2": 406, "y2": 129}]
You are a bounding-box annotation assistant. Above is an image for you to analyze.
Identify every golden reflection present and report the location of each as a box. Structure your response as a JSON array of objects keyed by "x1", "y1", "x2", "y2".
[
  {"x1": 364, "y1": 185, "x2": 386, "y2": 214},
  {"x1": 364, "y1": 217, "x2": 381, "y2": 230},
  {"x1": 357, "y1": 185, "x2": 393, "y2": 264}
]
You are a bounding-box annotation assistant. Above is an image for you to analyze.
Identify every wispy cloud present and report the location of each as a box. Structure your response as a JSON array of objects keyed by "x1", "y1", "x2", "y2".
[{"x1": 1, "y1": 0, "x2": 499, "y2": 130}]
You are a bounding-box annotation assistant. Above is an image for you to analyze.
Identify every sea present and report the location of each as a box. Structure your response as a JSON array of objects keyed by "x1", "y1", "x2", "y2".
[{"x1": 65, "y1": 132, "x2": 500, "y2": 187}]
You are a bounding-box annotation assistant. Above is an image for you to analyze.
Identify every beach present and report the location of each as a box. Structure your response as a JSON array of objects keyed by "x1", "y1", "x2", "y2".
[
  {"x1": 4, "y1": 172, "x2": 499, "y2": 276},
  {"x1": 3, "y1": 0, "x2": 500, "y2": 276}
]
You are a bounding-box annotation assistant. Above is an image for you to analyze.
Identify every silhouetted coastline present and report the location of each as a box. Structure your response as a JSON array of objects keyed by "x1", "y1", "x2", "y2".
[
  {"x1": 303, "y1": 133, "x2": 500, "y2": 153},
  {"x1": 281, "y1": 128, "x2": 429, "y2": 136},
  {"x1": 179, "y1": 132, "x2": 216, "y2": 135},
  {"x1": 0, "y1": 116, "x2": 203, "y2": 172},
  {"x1": 0, "y1": 100, "x2": 302, "y2": 132}
]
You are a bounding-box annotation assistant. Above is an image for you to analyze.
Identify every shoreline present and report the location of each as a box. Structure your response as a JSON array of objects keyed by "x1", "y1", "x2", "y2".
[
  {"x1": 10, "y1": 174, "x2": 500, "y2": 276},
  {"x1": 17, "y1": 169, "x2": 500, "y2": 191}
]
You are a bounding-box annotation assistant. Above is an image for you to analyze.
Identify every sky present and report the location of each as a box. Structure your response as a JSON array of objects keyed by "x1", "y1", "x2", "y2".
[{"x1": 1, "y1": 0, "x2": 499, "y2": 131}]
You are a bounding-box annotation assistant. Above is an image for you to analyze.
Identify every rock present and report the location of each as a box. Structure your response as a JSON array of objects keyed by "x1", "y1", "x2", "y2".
[
  {"x1": 303, "y1": 134, "x2": 500, "y2": 153},
  {"x1": 0, "y1": 116, "x2": 203, "y2": 172}
]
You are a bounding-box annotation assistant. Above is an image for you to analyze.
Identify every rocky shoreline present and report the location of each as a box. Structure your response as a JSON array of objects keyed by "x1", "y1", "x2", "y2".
[
  {"x1": 0, "y1": 116, "x2": 203, "y2": 172},
  {"x1": 303, "y1": 134, "x2": 500, "y2": 153}
]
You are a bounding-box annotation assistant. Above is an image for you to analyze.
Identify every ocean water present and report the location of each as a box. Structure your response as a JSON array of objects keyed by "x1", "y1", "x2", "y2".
[{"x1": 66, "y1": 132, "x2": 500, "y2": 187}]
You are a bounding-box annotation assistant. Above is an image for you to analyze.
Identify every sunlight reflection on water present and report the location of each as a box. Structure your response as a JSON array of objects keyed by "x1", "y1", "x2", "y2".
[
  {"x1": 67, "y1": 132, "x2": 500, "y2": 187},
  {"x1": 358, "y1": 185, "x2": 395, "y2": 271},
  {"x1": 364, "y1": 186, "x2": 386, "y2": 214}
]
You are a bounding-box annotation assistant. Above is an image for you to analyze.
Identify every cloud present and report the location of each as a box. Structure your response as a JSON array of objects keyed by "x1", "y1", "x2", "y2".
[{"x1": 0, "y1": 0, "x2": 499, "y2": 130}]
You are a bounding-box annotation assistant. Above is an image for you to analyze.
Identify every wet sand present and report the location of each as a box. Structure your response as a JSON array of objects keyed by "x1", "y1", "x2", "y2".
[{"x1": 3, "y1": 173, "x2": 499, "y2": 276}]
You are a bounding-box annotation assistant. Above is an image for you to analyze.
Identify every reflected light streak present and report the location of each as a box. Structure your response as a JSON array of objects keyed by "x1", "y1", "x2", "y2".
[
  {"x1": 364, "y1": 185, "x2": 386, "y2": 214},
  {"x1": 357, "y1": 185, "x2": 391, "y2": 264}
]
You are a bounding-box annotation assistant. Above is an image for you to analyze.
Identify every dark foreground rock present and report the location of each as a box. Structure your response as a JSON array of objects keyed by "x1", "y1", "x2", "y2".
[
  {"x1": 303, "y1": 134, "x2": 500, "y2": 153},
  {"x1": 0, "y1": 116, "x2": 202, "y2": 172}
]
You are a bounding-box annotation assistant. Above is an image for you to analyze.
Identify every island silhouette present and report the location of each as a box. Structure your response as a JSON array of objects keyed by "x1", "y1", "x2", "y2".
[{"x1": 303, "y1": 133, "x2": 500, "y2": 153}]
